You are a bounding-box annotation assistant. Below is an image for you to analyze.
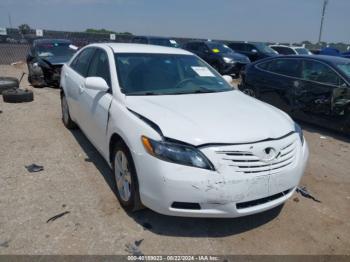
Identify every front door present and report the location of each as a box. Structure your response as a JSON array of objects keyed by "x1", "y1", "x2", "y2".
[{"x1": 77, "y1": 48, "x2": 113, "y2": 157}]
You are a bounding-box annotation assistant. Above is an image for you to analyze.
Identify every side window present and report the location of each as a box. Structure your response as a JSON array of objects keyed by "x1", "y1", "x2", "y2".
[
  {"x1": 280, "y1": 47, "x2": 295, "y2": 55},
  {"x1": 70, "y1": 48, "x2": 95, "y2": 77},
  {"x1": 302, "y1": 60, "x2": 343, "y2": 86},
  {"x1": 256, "y1": 61, "x2": 272, "y2": 70},
  {"x1": 87, "y1": 49, "x2": 111, "y2": 87},
  {"x1": 186, "y1": 42, "x2": 199, "y2": 51},
  {"x1": 265, "y1": 59, "x2": 301, "y2": 78},
  {"x1": 229, "y1": 43, "x2": 242, "y2": 51},
  {"x1": 198, "y1": 43, "x2": 209, "y2": 53},
  {"x1": 272, "y1": 47, "x2": 294, "y2": 55},
  {"x1": 244, "y1": 44, "x2": 255, "y2": 52}
]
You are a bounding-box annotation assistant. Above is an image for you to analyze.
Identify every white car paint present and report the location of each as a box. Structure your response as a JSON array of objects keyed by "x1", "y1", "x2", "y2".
[
  {"x1": 61, "y1": 43, "x2": 309, "y2": 217},
  {"x1": 270, "y1": 45, "x2": 313, "y2": 55}
]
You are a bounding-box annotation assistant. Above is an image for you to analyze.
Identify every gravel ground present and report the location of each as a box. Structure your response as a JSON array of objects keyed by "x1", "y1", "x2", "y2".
[{"x1": 0, "y1": 64, "x2": 349, "y2": 255}]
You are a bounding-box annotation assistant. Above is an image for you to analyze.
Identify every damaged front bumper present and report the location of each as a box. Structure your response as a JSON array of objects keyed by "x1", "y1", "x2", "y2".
[{"x1": 134, "y1": 133, "x2": 309, "y2": 217}]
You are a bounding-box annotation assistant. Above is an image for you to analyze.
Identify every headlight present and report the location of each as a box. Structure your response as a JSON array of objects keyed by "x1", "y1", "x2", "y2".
[
  {"x1": 223, "y1": 57, "x2": 235, "y2": 64},
  {"x1": 33, "y1": 62, "x2": 39, "y2": 68},
  {"x1": 141, "y1": 136, "x2": 215, "y2": 170},
  {"x1": 294, "y1": 123, "x2": 304, "y2": 145}
]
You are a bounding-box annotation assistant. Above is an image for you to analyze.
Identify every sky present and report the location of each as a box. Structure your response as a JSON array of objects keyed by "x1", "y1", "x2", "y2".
[{"x1": 0, "y1": 0, "x2": 348, "y2": 43}]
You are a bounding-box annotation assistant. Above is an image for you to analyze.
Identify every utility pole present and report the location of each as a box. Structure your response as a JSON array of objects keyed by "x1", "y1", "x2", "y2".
[
  {"x1": 8, "y1": 13, "x2": 13, "y2": 28},
  {"x1": 318, "y1": 0, "x2": 329, "y2": 43}
]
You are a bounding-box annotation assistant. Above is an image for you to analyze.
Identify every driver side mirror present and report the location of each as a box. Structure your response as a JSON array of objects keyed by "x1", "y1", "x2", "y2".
[{"x1": 85, "y1": 77, "x2": 109, "y2": 92}]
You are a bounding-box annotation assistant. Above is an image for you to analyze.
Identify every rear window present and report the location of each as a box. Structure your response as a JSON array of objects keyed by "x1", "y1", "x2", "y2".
[{"x1": 271, "y1": 46, "x2": 295, "y2": 55}]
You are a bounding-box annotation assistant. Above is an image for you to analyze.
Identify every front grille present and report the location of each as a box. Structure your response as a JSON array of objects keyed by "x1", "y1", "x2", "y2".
[
  {"x1": 171, "y1": 202, "x2": 201, "y2": 210},
  {"x1": 215, "y1": 137, "x2": 297, "y2": 175},
  {"x1": 236, "y1": 189, "x2": 291, "y2": 209}
]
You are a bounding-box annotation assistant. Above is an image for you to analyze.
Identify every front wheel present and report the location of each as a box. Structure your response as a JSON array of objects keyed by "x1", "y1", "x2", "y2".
[
  {"x1": 112, "y1": 141, "x2": 143, "y2": 212},
  {"x1": 61, "y1": 94, "x2": 77, "y2": 129}
]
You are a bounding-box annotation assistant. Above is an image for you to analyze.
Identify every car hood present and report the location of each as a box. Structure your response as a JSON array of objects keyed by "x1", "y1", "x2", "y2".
[
  {"x1": 40, "y1": 55, "x2": 72, "y2": 65},
  {"x1": 125, "y1": 91, "x2": 295, "y2": 146},
  {"x1": 224, "y1": 52, "x2": 249, "y2": 61}
]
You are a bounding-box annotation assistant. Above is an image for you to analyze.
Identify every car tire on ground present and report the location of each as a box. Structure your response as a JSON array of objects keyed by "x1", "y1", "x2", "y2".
[
  {"x1": 2, "y1": 89, "x2": 33, "y2": 103},
  {"x1": 61, "y1": 94, "x2": 77, "y2": 129},
  {"x1": 0, "y1": 77, "x2": 19, "y2": 94},
  {"x1": 112, "y1": 141, "x2": 143, "y2": 212}
]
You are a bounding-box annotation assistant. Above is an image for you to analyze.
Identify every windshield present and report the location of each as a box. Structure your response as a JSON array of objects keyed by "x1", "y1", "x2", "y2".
[
  {"x1": 336, "y1": 62, "x2": 350, "y2": 79},
  {"x1": 295, "y1": 48, "x2": 311, "y2": 55},
  {"x1": 36, "y1": 43, "x2": 77, "y2": 58},
  {"x1": 149, "y1": 38, "x2": 178, "y2": 48},
  {"x1": 115, "y1": 53, "x2": 233, "y2": 95},
  {"x1": 206, "y1": 42, "x2": 233, "y2": 54},
  {"x1": 255, "y1": 43, "x2": 276, "y2": 54}
]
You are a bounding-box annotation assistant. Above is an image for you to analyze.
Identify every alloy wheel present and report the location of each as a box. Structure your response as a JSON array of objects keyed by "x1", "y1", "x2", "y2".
[{"x1": 114, "y1": 150, "x2": 132, "y2": 202}]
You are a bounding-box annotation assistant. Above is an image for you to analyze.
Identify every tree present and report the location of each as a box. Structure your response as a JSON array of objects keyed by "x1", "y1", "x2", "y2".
[
  {"x1": 85, "y1": 28, "x2": 116, "y2": 34},
  {"x1": 18, "y1": 24, "x2": 31, "y2": 35},
  {"x1": 85, "y1": 28, "x2": 133, "y2": 35}
]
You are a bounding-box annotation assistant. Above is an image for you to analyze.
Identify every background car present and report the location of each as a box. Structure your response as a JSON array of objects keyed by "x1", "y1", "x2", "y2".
[
  {"x1": 226, "y1": 42, "x2": 278, "y2": 62},
  {"x1": 240, "y1": 55, "x2": 350, "y2": 133},
  {"x1": 270, "y1": 45, "x2": 313, "y2": 55},
  {"x1": 26, "y1": 39, "x2": 78, "y2": 87},
  {"x1": 182, "y1": 41, "x2": 250, "y2": 76},
  {"x1": 131, "y1": 36, "x2": 179, "y2": 48}
]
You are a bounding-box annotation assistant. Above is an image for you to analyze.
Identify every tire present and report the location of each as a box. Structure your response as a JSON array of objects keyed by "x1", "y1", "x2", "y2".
[
  {"x1": 242, "y1": 88, "x2": 256, "y2": 97},
  {"x1": 28, "y1": 65, "x2": 46, "y2": 88},
  {"x1": 2, "y1": 89, "x2": 33, "y2": 103},
  {"x1": 112, "y1": 141, "x2": 143, "y2": 212},
  {"x1": 61, "y1": 94, "x2": 77, "y2": 129},
  {"x1": 0, "y1": 77, "x2": 19, "y2": 94}
]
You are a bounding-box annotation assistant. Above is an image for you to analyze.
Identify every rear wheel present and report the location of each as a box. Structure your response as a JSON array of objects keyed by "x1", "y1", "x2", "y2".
[{"x1": 112, "y1": 141, "x2": 142, "y2": 212}]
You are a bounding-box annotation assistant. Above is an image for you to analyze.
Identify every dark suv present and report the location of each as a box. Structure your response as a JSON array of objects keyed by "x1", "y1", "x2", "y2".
[
  {"x1": 182, "y1": 41, "x2": 250, "y2": 76},
  {"x1": 131, "y1": 36, "x2": 179, "y2": 48},
  {"x1": 227, "y1": 42, "x2": 278, "y2": 62}
]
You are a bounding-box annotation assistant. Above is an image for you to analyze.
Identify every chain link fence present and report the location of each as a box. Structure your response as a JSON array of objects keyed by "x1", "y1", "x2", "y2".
[
  {"x1": 0, "y1": 28, "x2": 201, "y2": 65},
  {"x1": 0, "y1": 27, "x2": 349, "y2": 65}
]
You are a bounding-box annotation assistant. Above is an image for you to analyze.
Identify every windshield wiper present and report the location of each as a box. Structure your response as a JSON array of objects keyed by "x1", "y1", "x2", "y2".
[
  {"x1": 173, "y1": 86, "x2": 220, "y2": 95},
  {"x1": 127, "y1": 91, "x2": 163, "y2": 96}
]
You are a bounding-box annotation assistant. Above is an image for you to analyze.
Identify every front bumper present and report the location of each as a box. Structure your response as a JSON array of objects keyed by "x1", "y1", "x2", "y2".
[{"x1": 134, "y1": 133, "x2": 309, "y2": 218}]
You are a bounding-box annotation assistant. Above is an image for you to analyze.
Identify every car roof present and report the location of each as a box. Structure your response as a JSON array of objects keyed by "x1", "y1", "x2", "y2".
[
  {"x1": 259, "y1": 54, "x2": 350, "y2": 65},
  {"x1": 33, "y1": 39, "x2": 72, "y2": 45},
  {"x1": 90, "y1": 43, "x2": 192, "y2": 55},
  {"x1": 186, "y1": 40, "x2": 222, "y2": 45},
  {"x1": 270, "y1": 45, "x2": 306, "y2": 50}
]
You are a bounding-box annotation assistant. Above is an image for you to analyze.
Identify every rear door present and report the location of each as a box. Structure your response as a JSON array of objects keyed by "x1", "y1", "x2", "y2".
[
  {"x1": 64, "y1": 47, "x2": 96, "y2": 123},
  {"x1": 77, "y1": 48, "x2": 113, "y2": 156},
  {"x1": 255, "y1": 58, "x2": 302, "y2": 113}
]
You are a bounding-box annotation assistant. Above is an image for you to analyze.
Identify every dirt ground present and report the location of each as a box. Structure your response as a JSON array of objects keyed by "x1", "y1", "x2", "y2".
[{"x1": 0, "y1": 64, "x2": 349, "y2": 255}]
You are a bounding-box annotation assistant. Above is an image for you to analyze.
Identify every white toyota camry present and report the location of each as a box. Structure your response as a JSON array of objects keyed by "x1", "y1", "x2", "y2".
[{"x1": 60, "y1": 43, "x2": 309, "y2": 217}]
